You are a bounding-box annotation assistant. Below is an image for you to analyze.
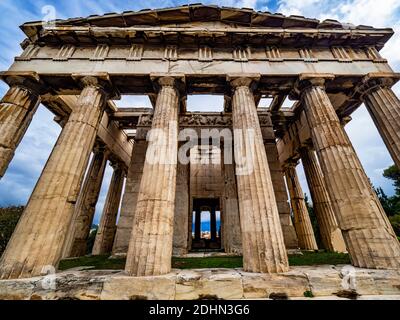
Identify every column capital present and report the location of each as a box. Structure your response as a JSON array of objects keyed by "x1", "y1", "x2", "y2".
[
  {"x1": 109, "y1": 160, "x2": 126, "y2": 175},
  {"x1": 356, "y1": 72, "x2": 400, "y2": 98},
  {"x1": 227, "y1": 73, "x2": 260, "y2": 90},
  {"x1": 150, "y1": 73, "x2": 185, "y2": 93},
  {"x1": 291, "y1": 73, "x2": 335, "y2": 100},
  {"x1": 93, "y1": 142, "x2": 108, "y2": 156},
  {"x1": 340, "y1": 115, "x2": 352, "y2": 127},
  {"x1": 71, "y1": 72, "x2": 120, "y2": 99},
  {"x1": 0, "y1": 71, "x2": 46, "y2": 96},
  {"x1": 283, "y1": 159, "x2": 299, "y2": 170}
]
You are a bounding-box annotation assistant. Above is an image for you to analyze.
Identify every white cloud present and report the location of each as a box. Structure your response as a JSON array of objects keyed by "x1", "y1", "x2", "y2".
[{"x1": 275, "y1": 0, "x2": 400, "y2": 195}]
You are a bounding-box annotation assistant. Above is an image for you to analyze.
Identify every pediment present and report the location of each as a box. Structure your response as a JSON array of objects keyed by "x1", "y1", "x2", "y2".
[{"x1": 19, "y1": 4, "x2": 393, "y2": 49}]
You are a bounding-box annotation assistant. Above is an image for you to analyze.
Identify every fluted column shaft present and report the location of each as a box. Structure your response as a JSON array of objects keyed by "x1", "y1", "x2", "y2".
[
  {"x1": 125, "y1": 77, "x2": 179, "y2": 276},
  {"x1": 172, "y1": 161, "x2": 189, "y2": 256},
  {"x1": 264, "y1": 140, "x2": 299, "y2": 249},
  {"x1": 284, "y1": 164, "x2": 318, "y2": 250},
  {"x1": 222, "y1": 154, "x2": 243, "y2": 254},
  {"x1": 0, "y1": 80, "x2": 108, "y2": 279},
  {"x1": 63, "y1": 146, "x2": 108, "y2": 257},
  {"x1": 194, "y1": 209, "x2": 201, "y2": 240},
  {"x1": 300, "y1": 148, "x2": 346, "y2": 252},
  {"x1": 231, "y1": 77, "x2": 288, "y2": 273},
  {"x1": 302, "y1": 82, "x2": 400, "y2": 269},
  {"x1": 112, "y1": 140, "x2": 147, "y2": 256},
  {"x1": 210, "y1": 207, "x2": 217, "y2": 241},
  {"x1": 363, "y1": 86, "x2": 400, "y2": 168},
  {"x1": 92, "y1": 165, "x2": 125, "y2": 255},
  {"x1": 0, "y1": 85, "x2": 40, "y2": 177}
]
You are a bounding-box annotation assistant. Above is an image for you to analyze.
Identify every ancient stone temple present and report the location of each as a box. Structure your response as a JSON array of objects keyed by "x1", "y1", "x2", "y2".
[{"x1": 0, "y1": 4, "x2": 400, "y2": 282}]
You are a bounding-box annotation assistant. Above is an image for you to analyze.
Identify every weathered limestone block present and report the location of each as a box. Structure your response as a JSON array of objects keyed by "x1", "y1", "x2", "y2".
[
  {"x1": 332, "y1": 265, "x2": 400, "y2": 296},
  {"x1": 240, "y1": 269, "x2": 309, "y2": 299},
  {"x1": 175, "y1": 269, "x2": 243, "y2": 300},
  {"x1": 0, "y1": 267, "x2": 399, "y2": 300},
  {"x1": 92, "y1": 164, "x2": 125, "y2": 255},
  {"x1": 0, "y1": 278, "x2": 35, "y2": 300},
  {"x1": 300, "y1": 147, "x2": 346, "y2": 252},
  {"x1": 230, "y1": 76, "x2": 288, "y2": 273},
  {"x1": 101, "y1": 273, "x2": 177, "y2": 300},
  {"x1": 284, "y1": 163, "x2": 318, "y2": 250},
  {"x1": 301, "y1": 77, "x2": 400, "y2": 269},
  {"x1": 125, "y1": 76, "x2": 179, "y2": 276},
  {"x1": 0, "y1": 77, "x2": 108, "y2": 279},
  {"x1": 173, "y1": 162, "x2": 189, "y2": 256},
  {"x1": 112, "y1": 140, "x2": 147, "y2": 256},
  {"x1": 265, "y1": 140, "x2": 299, "y2": 249},
  {"x1": 298, "y1": 265, "x2": 343, "y2": 297},
  {"x1": 361, "y1": 77, "x2": 400, "y2": 168},
  {"x1": 0, "y1": 84, "x2": 40, "y2": 177},
  {"x1": 63, "y1": 145, "x2": 108, "y2": 258}
]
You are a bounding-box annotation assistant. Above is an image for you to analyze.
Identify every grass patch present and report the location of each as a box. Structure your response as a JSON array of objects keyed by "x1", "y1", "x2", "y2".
[
  {"x1": 59, "y1": 255, "x2": 125, "y2": 271},
  {"x1": 288, "y1": 251, "x2": 350, "y2": 266},
  {"x1": 58, "y1": 251, "x2": 350, "y2": 271},
  {"x1": 173, "y1": 256, "x2": 243, "y2": 269}
]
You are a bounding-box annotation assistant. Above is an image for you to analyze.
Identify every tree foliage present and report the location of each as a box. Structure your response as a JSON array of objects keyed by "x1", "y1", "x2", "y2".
[
  {"x1": 0, "y1": 206, "x2": 24, "y2": 256},
  {"x1": 376, "y1": 165, "x2": 400, "y2": 237}
]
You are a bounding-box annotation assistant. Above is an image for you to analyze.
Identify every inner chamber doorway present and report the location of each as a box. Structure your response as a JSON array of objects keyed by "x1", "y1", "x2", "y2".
[{"x1": 191, "y1": 198, "x2": 221, "y2": 251}]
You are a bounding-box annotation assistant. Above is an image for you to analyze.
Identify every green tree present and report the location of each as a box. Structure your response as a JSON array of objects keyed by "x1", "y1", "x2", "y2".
[
  {"x1": 383, "y1": 165, "x2": 400, "y2": 194},
  {"x1": 377, "y1": 164, "x2": 400, "y2": 238},
  {"x1": 374, "y1": 186, "x2": 399, "y2": 216},
  {"x1": 86, "y1": 225, "x2": 98, "y2": 255},
  {"x1": 304, "y1": 194, "x2": 323, "y2": 249},
  {"x1": 0, "y1": 206, "x2": 24, "y2": 256}
]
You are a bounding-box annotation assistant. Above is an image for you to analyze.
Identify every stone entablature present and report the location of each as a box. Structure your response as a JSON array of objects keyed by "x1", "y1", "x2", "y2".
[{"x1": 16, "y1": 43, "x2": 386, "y2": 64}]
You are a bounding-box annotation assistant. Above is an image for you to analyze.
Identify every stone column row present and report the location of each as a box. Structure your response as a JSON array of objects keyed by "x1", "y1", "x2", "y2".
[
  {"x1": 265, "y1": 140, "x2": 299, "y2": 249},
  {"x1": 0, "y1": 77, "x2": 109, "y2": 279},
  {"x1": 112, "y1": 140, "x2": 148, "y2": 256},
  {"x1": 284, "y1": 162, "x2": 318, "y2": 251},
  {"x1": 300, "y1": 147, "x2": 347, "y2": 253},
  {"x1": 63, "y1": 144, "x2": 108, "y2": 258},
  {"x1": 92, "y1": 163, "x2": 125, "y2": 256},
  {"x1": 300, "y1": 76, "x2": 400, "y2": 269}
]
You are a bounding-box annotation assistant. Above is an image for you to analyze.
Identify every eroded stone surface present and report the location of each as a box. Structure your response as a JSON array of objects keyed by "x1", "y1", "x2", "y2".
[
  {"x1": 0, "y1": 266, "x2": 399, "y2": 300},
  {"x1": 175, "y1": 269, "x2": 243, "y2": 300}
]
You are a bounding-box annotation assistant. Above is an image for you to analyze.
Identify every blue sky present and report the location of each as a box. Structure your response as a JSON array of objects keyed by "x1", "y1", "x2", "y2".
[{"x1": 0, "y1": 0, "x2": 399, "y2": 225}]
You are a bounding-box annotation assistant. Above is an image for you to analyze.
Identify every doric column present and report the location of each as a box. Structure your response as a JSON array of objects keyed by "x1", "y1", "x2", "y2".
[
  {"x1": 125, "y1": 76, "x2": 180, "y2": 276},
  {"x1": 0, "y1": 83, "x2": 40, "y2": 178},
  {"x1": 112, "y1": 140, "x2": 148, "y2": 256},
  {"x1": 299, "y1": 74, "x2": 400, "y2": 269},
  {"x1": 284, "y1": 162, "x2": 318, "y2": 250},
  {"x1": 92, "y1": 163, "x2": 125, "y2": 256},
  {"x1": 264, "y1": 140, "x2": 299, "y2": 249},
  {"x1": 360, "y1": 74, "x2": 400, "y2": 168},
  {"x1": 300, "y1": 147, "x2": 346, "y2": 252},
  {"x1": 63, "y1": 144, "x2": 108, "y2": 258},
  {"x1": 210, "y1": 207, "x2": 217, "y2": 241},
  {"x1": 172, "y1": 161, "x2": 190, "y2": 256},
  {"x1": 194, "y1": 209, "x2": 201, "y2": 240},
  {"x1": 0, "y1": 76, "x2": 109, "y2": 279},
  {"x1": 222, "y1": 155, "x2": 242, "y2": 254},
  {"x1": 230, "y1": 75, "x2": 288, "y2": 273}
]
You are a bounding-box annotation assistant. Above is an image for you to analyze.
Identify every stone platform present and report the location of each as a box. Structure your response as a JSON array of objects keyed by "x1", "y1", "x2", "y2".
[{"x1": 0, "y1": 265, "x2": 399, "y2": 300}]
